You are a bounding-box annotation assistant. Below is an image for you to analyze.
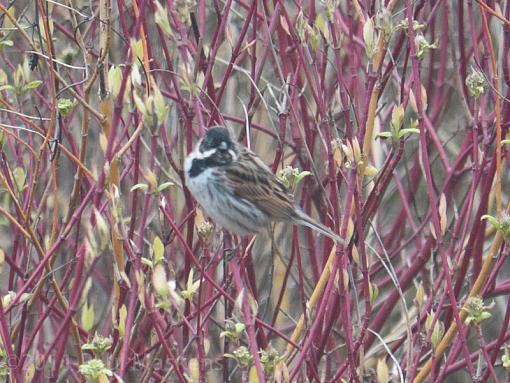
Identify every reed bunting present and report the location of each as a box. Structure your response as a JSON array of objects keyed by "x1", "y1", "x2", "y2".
[{"x1": 184, "y1": 127, "x2": 343, "y2": 243}]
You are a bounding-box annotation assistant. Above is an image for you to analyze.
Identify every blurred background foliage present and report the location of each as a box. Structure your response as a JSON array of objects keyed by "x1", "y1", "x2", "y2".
[{"x1": 0, "y1": 0, "x2": 509, "y2": 382}]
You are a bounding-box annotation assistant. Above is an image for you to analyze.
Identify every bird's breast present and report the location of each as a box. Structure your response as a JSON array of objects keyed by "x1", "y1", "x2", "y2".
[{"x1": 185, "y1": 162, "x2": 213, "y2": 198}]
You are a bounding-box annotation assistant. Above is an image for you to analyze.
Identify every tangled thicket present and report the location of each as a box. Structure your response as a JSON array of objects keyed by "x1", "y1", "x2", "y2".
[{"x1": 0, "y1": 0, "x2": 509, "y2": 382}]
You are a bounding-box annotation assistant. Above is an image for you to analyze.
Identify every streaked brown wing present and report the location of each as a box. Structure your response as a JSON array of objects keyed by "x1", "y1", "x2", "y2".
[{"x1": 225, "y1": 148, "x2": 296, "y2": 221}]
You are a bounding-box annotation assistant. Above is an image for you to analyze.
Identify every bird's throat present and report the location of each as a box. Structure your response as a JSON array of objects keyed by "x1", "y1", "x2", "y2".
[
  {"x1": 188, "y1": 157, "x2": 212, "y2": 177},
  {"x1": 188, "y1": 152, "x2": 233, "y2": 177}
]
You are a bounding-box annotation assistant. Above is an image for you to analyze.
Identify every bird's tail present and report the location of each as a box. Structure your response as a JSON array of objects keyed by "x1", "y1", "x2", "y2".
[{"x1": 294, "y1": 209, "x2": 346, "y2": 244}]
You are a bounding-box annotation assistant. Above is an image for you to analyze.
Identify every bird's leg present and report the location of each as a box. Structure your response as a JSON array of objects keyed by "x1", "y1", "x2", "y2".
[{"x1": 222, "y1": 231, "x2": 237, "y2": 262}]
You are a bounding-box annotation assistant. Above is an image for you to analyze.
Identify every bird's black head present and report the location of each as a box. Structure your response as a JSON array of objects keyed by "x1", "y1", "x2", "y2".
[
  {"x1": 199, "y1": 127, "x2": 234, "y2": 153},
  {"x1": 187, "y1": 127, "x2": 237, "y2": 177}
]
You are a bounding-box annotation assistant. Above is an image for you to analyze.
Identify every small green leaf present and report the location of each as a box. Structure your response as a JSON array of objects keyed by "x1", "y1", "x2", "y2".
[
  {"x1": 466, "y1": 67, "x2": 486, "y2": 98},
  {"x1": 363, "y1": 18, "x2": 376, "y2": 59},
  {"x1": 481, "y1": 214, "x2": 500, "y2": 229},
  {"x1": 220, "y1": 320, "x2": 246, "y2": 340},
  {"x1": 462, "y1": 296, "x2": 494, "y2": 326},
  {"x1": 415, "y1": 281, "x2": 425, "y2": 308},
  {"x1": 278, "y1": 166, "x2": 311, "y2": 191},
  {"x1": 224, "y1": 346, "x2": 253, "y2": 367},
  {"x1": 294, "y1": 170, "x2": 311, "y2": 185},
  {"x1": 369, "y1": 282, "x2": 379, "y2": 305},
  {"x1": 79, "y1": 359, "x2": 113, "y2": 381},
  {"x1": 157, "y1": 181, "x2": 174, "y2": 192},
  {"x1": 393, "y1": 19, "x2": 426, "y2": 33},
  {"x1": 363, "y1": 165, "x2": 378, "y2": 177},
  {"x1": 154, "y1": 2, "x2": 172, "y2": 37},
  {"x1": 153, "y1": 84, "x2": 169, "y2": 126},
  {"x1": 2, "y1": 291, "x2": 15, "y2": 309},
  {"x1": 57, "y1": 98, "x2": 75, "y2": 117},
  {"x1": 81, "y1": 302, "x2": 95, "y2": 332},
  {"x1": 260, "y1": 347, "x2": 284, "y2": 376},
  {"x1": 81, "y1": 334, "x2": 112, "y2": 357},
  {"x1": 130, "y1": 183, "x2": 148, "y2": 192},
  {"x1": 197, "y1": 220, "x2": 213, "y2": 241},
  {"x1": 108, "y1": 65, "x2": 122, "y2": 99},
  {"x1": 430, "y1": 320, "x2": 444, "y2": 349},
  {"x1": 234, "y1": 323, "x2": 246, "y2": 334},
  {"x1": 0, "y1": 40, "x2": 13, "y2": 48},
  {"x1": 155, "y1": 299, "x2": 171, "y2": 310},
  {"x1": 133, "y1": 92, "x2": 146, "y2": 117},
  {"x1": 181, "y1": 269, "x2": 200, "y2": 300},
  {"x1": 391, "y1": 104, "x2": 405, "y2": 133},
  {"x1": 22, "y1": 58, "x2": 30, "y2": 82},
  {"x1": 153, "y1": 263, "x2": 169, "y2": 296},
  {"x1": 398, "y1": 128, "x2": 420, "y2": 137},
  {"x1": 131, "y1": 64, "x2": 142, "y2": 87},
  {"x1": 23, "y1": 80, "x2": 43, "y2": 90},
  {"x1": 118, "y1": 304, "x2": 127, "y2": 338},
  {"x1": 141, "y1": 257, "x2": 153, "y2": 268},
  {"x1": 0, "y1": 85, "x2": 15, "y2": 92},
  {"x1": 130, "y1": 39, "x2": 144, "y2": 63},
  {"x1": 502, "y1": 139, "x2": 510, "y2": 146},
  {"x1": 415, "y1": 34, "x2": 437, "y2": 60},
  {"x1": 20, "y1": 293, "x2": 31, "y2": 303},
  {"x1": 376, "y1": 132, "x2": 392, "y2": 139},
  {"x1": 153, "y1": 236, "x2": 164, "y2": 264},
  {"x1": 502, "y1": 354, "x2": 510, "y2": 370}
]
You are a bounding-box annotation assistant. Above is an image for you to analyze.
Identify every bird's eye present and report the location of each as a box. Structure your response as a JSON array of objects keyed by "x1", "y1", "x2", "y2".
[{"x1": 219, "y1": 141, "x2": 228, "y2": 150}]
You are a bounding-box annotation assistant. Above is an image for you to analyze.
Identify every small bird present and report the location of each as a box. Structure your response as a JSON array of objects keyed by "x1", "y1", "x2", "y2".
[{"x1": 184, "y1": 127, "x2": 343, "y2": 243}]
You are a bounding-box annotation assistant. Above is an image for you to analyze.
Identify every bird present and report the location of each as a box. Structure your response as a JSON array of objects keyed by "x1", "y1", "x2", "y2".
[{"x1": 184, "y1": 126, "x2": 343, "y2": 243}]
